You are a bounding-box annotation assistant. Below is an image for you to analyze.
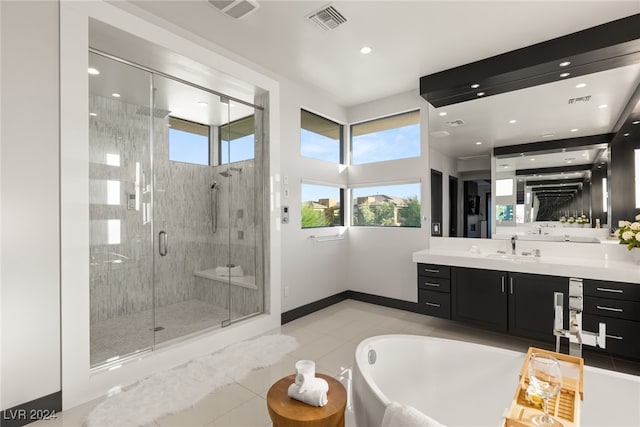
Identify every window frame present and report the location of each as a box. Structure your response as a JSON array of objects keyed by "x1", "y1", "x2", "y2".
[
  {"x1": 300, "y1": 109, "x2": 344, "y2": 164},
  {"x1": 300, "y1": 182, "x2": 345, "y2": 229},
  {"x1": 168, "y1": 116, "x2": 211, "y2": 166},
  {"x1": 349, "y1": 110, "x2": 420, "y2": 166}
]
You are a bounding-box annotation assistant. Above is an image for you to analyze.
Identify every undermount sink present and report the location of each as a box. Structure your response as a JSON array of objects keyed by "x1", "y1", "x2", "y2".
[{"x1": 484, "y1": 252, "x2": 540, "y2": 263}]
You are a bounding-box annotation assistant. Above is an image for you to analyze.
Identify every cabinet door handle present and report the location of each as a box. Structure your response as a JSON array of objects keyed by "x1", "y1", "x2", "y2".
[
  {"x1": 510, "y1": 277, "x2": 513, "y2": 294},
  {"x1": 596, "y1": 305, "x2": 623, "y2": 313},
  {"x1": 596, "y1": 287, "x2": 623, "y2": 294},
  {"x1": 423, "y1": 268, "x2": 440, "y2": 274},
  {"x1": 606, "y1": 334, "x2": 624, "y2": 340},
  {"x1": 425, "y1": 302, "x2": 441, "y2": 308},
  {"x1": 501, "y1": 276, "x2": 505, "y2": 293},
  {"x1": 423, "y1": 282, "x2": 440, "y2": 287}
]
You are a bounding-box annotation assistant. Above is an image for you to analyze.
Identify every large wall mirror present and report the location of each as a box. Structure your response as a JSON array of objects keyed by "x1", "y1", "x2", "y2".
[{"x1": 424, "y1": 14, "x2": 640, "y2": 242}]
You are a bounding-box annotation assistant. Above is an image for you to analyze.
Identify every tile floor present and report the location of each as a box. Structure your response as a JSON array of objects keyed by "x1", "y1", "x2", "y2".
[{"x1": 32, "y1": 299, "x2": 640, "y2": 427}]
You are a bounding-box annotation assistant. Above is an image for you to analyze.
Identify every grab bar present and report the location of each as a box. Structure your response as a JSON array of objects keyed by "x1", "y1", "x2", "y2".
[{"x1": 159, "y1": 231, "x2": 168, "y2": 256}]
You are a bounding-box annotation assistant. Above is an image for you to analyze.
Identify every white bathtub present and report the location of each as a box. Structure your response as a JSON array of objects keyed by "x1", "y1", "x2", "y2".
[{"x1": 352, "y1": 335, "x2": 640, "y2": 427}]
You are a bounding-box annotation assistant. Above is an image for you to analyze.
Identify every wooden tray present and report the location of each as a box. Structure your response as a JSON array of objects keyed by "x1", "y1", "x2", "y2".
[{"x1": 504, "y1": 347, "x2": 584, "y2": 427}]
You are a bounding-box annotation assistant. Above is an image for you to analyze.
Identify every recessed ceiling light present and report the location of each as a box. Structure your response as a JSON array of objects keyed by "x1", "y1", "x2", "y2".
[
  {"x1": 360, "y1": 46, "x2": 372, "y2": 54},
  {"x1": 111, "y1": 93, "x2": 121, "y2": 98},
  {"x1": 570, "y1": 128, "x2": 579, "y2": 132},
  {"x1": 509, "y1": 119, "x2": 517, "y2": 124},
  {"x1": 633, "y1": 120, "x2": 640, "y2": 125},
  {"x1": 624, "y1": 133, "x2": 630, "y2": 137},
  {"x1": 88, "y1": 67, "x2": 100, "y2": 75},
  {"x1": 560, "y1": 72, "x2": 570, "y2": 78},
  {"x1": 198, "y1": 101, "x2": 208, "y2": 107},
  {"x1": 575, "y1": 83, "x2": 587, "y2": 88},
  {"x1": 582, "y1": 153, "x2": 587, "y2": 156},
  {"x1": 598, "y1": 104, "x2": 608, "y2": 109},
  {"x1": 471, "y1": 83, "x2": 480, "y2": 89},
  {"x1": 530, "y1": 158, "x2": 535, "y2": 161},
  {"x1": 475, "y1": 141, "x2": 482, "y2": 145},
  {"x1": 439, "y1": 112, "x2": 447, "y2": 116},
  {"x1": 89, "y1": 112, "x2": 97, "y2": 117},
  {"x1": 477, "y1": 92, "x2": 485, "y2": 97},
  {"x1": 559, "y1": 61, "x2": 571, "y2": 67}
]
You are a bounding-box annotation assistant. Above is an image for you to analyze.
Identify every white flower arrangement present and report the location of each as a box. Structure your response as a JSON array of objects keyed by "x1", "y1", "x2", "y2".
[
  {"x1": 559, "y1": 216, "x2": 566, "y2": 223},
  {"x1": 576, "y1": 215, "x2": 589, "y2": 225},
  {"x1": 615, "y1": 214, "x2": 640, "y2": 250},
  {"x1": 567, "y1": 216, "x2": 575, "y2": 224}
]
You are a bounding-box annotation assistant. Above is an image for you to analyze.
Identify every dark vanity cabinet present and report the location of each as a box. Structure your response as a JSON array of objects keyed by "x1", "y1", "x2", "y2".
[
  {"x1": 582, "y1": 279, "x2": 640, "y2": 359},
  {"x1": 452, "y1": 267, "x2": 507, "y2": 331},
  {"x1": 508, "y1": 272, "x2": 569, "y2": 342},
  {"x1": 416, "y1": 263, "x2": 451, "y2": 319}
]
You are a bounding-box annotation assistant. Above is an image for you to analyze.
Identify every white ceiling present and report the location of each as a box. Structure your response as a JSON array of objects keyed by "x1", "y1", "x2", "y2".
[{"x1": 120, "y1": 1, "x2": 640, "y2": 164}]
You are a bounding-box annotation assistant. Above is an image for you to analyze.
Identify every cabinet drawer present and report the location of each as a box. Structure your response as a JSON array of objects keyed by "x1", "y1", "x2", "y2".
[
  {"x1": 584, "y1": 296, "x2": 640, "y2": 322},
  {"x1": 418, "y1": 289, "x2": 451, "y2": 319},
  {"x1": 583, "y1": 314, "x2": 640, "y2": 359},
  {"x1": 417, "y1": 263, "x2": 450, "y2": 279},
  {"x1": 583, "y1": 279, "x2": 640, "y2": 301},
  {"x1": 417, "y1": 276, "x2": 450, "y2": 293}
]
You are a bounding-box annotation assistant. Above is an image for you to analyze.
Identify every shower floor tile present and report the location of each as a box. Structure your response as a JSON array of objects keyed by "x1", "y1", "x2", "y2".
[{"x1": 91, "y1": 299, "x2": 238, "y2": 366}]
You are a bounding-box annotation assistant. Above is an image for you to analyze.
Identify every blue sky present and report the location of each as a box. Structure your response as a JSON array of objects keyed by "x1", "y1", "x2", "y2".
[
  {"x1": 351, "y1": 124, "x2": 420, "y2": 165},
  {"x1": 169, "y1": 129, "x2": 254, "y2": 165},
  {"x1": 300, "y1": 129, "x2": 340, "y2": 163}
]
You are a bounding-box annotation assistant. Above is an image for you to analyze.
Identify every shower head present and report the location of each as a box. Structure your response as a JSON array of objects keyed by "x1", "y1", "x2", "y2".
[{"x1": 218, "y1": 167, "x2": 242, "y2": 178}]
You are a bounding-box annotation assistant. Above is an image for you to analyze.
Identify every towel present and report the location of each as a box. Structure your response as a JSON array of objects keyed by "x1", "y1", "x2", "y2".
[
  {"x1": 214, "y1": 265, "x2": 244, "y2": 277},
  {"x1": 381, "y1": 402, "x2": 446, "y2": 427},
  {"x1": 287, "y1": 378, "x2": 329, "y2": 407}
]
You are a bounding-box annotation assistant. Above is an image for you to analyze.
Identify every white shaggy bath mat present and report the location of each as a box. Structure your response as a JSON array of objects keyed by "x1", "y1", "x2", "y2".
[{"x1": 85, "y1": 334, "x2": 298, "y2": 427}]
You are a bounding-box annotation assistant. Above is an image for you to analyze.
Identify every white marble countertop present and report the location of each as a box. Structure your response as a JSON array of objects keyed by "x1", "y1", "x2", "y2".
[{"x1": 412, "y1": 248, "x2": 640, "y2": 284}]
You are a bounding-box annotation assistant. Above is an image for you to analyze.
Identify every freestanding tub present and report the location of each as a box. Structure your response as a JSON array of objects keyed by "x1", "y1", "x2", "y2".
[{"x1": 352, "y1": 335, "x2": 640, "y2": 427}]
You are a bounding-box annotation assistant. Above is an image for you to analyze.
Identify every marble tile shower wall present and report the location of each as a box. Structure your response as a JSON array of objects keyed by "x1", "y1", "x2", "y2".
[{"x1": 90, "y1": 94, "x2": 263, "y2": 323}]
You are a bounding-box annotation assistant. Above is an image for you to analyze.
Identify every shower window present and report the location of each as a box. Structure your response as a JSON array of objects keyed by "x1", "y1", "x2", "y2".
[
  {"x1": 219, "y1": 115, "x2": 255, "y2": 164},
  {"x1": 168, "y1": 117, "x2": 210, "y2": 165}
]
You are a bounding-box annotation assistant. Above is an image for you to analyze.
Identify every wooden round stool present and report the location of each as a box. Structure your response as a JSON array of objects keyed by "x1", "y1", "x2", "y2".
[{"x1": 266, "y1": 373, "x2": 347, "y2": 427}]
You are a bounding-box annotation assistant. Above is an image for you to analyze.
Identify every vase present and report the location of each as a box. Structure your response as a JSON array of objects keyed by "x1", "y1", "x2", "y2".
[{"x1": 633, "y1": 250, "x2": 640, "y2": 265}]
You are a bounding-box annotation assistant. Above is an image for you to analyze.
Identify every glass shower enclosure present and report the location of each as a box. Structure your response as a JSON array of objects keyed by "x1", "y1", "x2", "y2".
[{"x1": 88, "y1": 51, "x2": 265, "y2": 367}]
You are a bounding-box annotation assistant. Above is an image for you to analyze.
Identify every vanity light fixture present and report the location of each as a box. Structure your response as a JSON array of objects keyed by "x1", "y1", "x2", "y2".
[
  {"x1": 575, "y1": 83, "x2": 587, "y2": 88},
  {"x1": 471, "y1": 83, "x2": 480, "y2": 89},
  {"x1": 360, "y1": 46, "x2": 372, "y2": 54},
  {"x1": 560, "y1": 72, "x2": 570, "y2": 78},
  {"x1": 88, "y1": 67, "x2": 100, "y2": 75},
  {"x1": 477, "y1": 92, "x2": 485, "y2": 97},
  {"x1": 198, "y1": 101, "x2": 208, "y2": 107},
  {"x1": 598, "y1": 104, "x2": 608, "y2": 109},
  {"x1": 439, "y1": 112, "x2": 447, "y2": 116},
  {"x1": 559, "y1": 61, "x2": 571, "y2": 67},
  {"x1": 111, "y1": 93, "x2": 121, "y2": 98}
]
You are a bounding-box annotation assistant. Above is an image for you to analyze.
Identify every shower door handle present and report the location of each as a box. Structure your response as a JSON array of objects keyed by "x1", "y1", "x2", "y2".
[{"x1": 159, "y1": 231, "x2": 168, "y2": 256}]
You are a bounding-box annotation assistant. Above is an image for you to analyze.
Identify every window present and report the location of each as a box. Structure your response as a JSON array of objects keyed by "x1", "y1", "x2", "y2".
[
  {"x1": 220, "y1": 115, "x2": 255, "y2": 164},
  {"x1": 351, "y1": 111, "x2": 420, "y2": 165},
  {"x1": 301, "y1": 183, "x2": 344, "y2": 228},
  {"x1": 300, "y1": 110, "x2": 343, "y2": 163},
  {"x1": 168, "y1": 117, "x2": 210, "y2": 165},
  {"x1": 496, "y1": 204, "x2": 514, "y2": 222},
  {"x1": 351, "y1": 183, "x2": 421, "y2": 227}
]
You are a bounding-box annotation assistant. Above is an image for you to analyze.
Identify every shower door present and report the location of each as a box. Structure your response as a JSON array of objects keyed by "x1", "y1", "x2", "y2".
[
  {"x1": 151, "y1": 74, "x2": 233, "y2": 345},
  {"x1": 89, "y1": 51, "x2": 264, "y2": 367}
]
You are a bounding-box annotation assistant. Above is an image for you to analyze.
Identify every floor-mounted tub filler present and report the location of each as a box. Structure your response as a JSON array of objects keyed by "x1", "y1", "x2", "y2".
[{"x1": 352, "y1": 335, "x2": 640, "y2": 427}]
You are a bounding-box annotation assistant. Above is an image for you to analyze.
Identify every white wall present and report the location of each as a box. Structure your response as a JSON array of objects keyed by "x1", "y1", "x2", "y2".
[
  {"x1": 346, "y1": 91, "x2": 430, "y2": 301},
  {"x1": 0, "y1": 0, "x2": 61, "y2": 410},
  {"x1": 279, "y1": 80, "x2": 349, "y2": 312}
]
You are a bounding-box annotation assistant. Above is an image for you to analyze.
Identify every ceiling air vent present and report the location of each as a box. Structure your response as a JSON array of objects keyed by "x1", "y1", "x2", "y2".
[
  {"x1": 568, "y1": 95, "x2": 591, "y2": 104},
  {"x1": 446, "y1": 119, "x2": 465, "y2": 127},
  {"x1": 307, "y1": 5, "x2": 347, "y2": 31},
  {"x1": 430, "y1": 130, "x2": 450, "y2": 138},
  {"x1": 209, "y1": 0, "x2": 259, "y2": 19}
]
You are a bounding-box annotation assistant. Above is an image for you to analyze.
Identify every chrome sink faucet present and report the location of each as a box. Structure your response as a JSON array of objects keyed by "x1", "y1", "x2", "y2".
[{"x1": 510, "y1": 235, "x2": 517, "y2": 255}]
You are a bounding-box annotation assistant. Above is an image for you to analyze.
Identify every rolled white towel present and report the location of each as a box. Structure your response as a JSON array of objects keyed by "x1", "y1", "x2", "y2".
[
  {"x1": 382, "y1": 402, "x2": 446, "y2": 427},
  {"x1": 287, "y1": 378, "x2": 329, "y2": 407}
]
